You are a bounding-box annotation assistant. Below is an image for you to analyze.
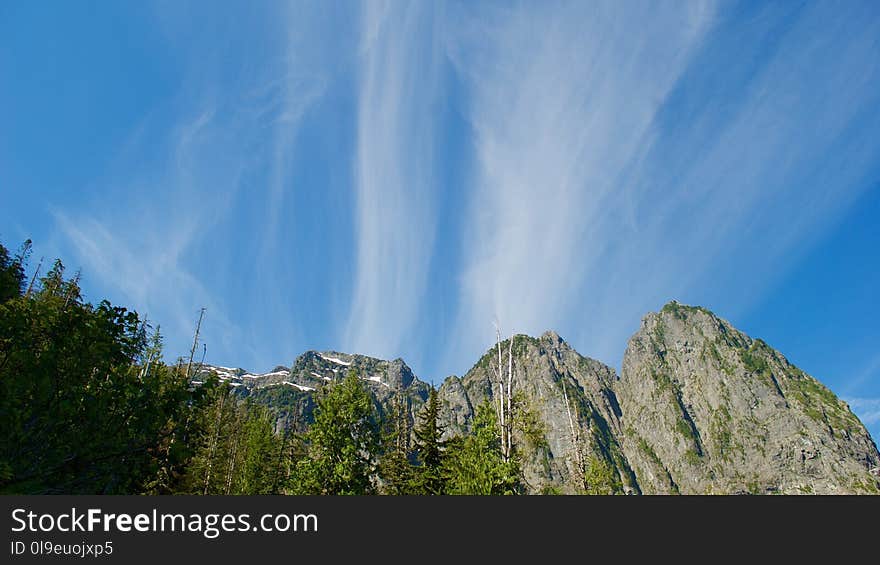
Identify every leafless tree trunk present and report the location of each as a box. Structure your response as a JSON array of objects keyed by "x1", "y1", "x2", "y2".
[
  {"x1": 492, "y1": 324, "x2": 517, "y2": 462},
  {"x1": 186, "y1": 308, "x2": 206, "y2": 380},
  {"x1": 494, "y1": 325, "x2": 507, "y2": 461},
  {"x1": 562, "y1": 379, "x2": 584, "y2": 480},
  {"x1": 25, "y1": 257, "x2": 43, "y2": 297},
  {"x1": 506, "y1": 336, "x2": 513, "y2": 458}
]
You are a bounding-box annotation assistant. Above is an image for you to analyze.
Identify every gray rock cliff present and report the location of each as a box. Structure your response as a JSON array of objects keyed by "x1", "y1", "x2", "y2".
[{"x1": 615, "y1": 301, "x2": 879, "y2": 494}]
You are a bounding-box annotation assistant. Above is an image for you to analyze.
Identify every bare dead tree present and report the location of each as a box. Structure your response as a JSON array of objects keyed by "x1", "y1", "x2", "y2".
[
  {"x1": 25, "y1": 256, "x2": 43, "y2": 297},
  {"x1": 562, "y1": 378, "x2": 585, "y2": 481},
  {"x1": 196, "y1": 343, "x2": 207, "y2": 377},
  {"x1": 494, "y1": 323, "x2": 506, "y2": 461},
  {"x1": 185, "y1": 308, "x2": 206, "y2": 380},
  {"x1": 507, "y1": 335, "x2": 514, "y2": 458},
  {"x1": 492, "y1": 322, "x2": 516, "y2": 462}
]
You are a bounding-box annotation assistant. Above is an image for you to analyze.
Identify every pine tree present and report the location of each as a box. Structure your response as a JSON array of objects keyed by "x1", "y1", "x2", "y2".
[
  {"x1": 378, "y1": 385, "x2": 416, "y2": 494},
  {"x1": 291, "y1": 370, "x2": 380, "y2": 494},
  {"x1": 235, "y1": 401, "x2": 282, "y2": 494},
  {"x1": 442, "y1": 400, "x2": 521, "y2": 495},
  {"x1": 413, "y1": 387, "x2": 446, "y2": 494},
  {"x1": 0, "y1": 239, "x2": 27, "y2": 301}
]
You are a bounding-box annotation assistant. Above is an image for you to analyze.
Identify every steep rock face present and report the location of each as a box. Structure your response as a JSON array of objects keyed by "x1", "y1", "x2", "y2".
[
  {"x1": 615, "y1": 301, "x2": 880, "y2": 494},
  {"x1": 437, "y1": 331, "x2": 637, "y2": 494}
]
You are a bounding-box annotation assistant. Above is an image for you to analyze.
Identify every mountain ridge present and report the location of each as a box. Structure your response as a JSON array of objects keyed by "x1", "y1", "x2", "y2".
[{"x1": 198, "y1": 301, "x2": 880, "y2": 494}]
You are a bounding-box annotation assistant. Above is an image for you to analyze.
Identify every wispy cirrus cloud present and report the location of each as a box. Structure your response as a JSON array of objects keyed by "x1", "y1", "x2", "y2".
[
  {"x1": 50, "y1": 4, "x2": 329, "y2": 369},
  {"x1": 443, "y1": 1, "x2": 717, "y2": 367},
  {"x1": 344, "y1": 2, "x2": 443, "y2": 358},
  {"x1": 441, "y1": 1, "x2": 880, "y2": 373},
  {"x1": 27, "y1": 1, "x2": 880, "y2": 393},
  {"x1": 52, "y1": 105, "x2": 257, "y2": 363}
]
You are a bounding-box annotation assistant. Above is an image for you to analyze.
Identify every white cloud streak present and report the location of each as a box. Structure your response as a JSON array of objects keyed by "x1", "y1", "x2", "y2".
[
  {"x1": 445, "y1": 1, "x2": 716, "y2": 366},
  {"x1": 51, "y1": 4, "x2": 329, "y2": 369},
  {"x1": 53, "y1": 208, "x2": 243, "y2": 361},
  {"x1": 344, "y1": 2, "x2": 442, "y2": 358},
  {"x1": 443, "y1": 1, "x2": 880, "y2": 372},
  {"x1": 52, "y1": 106, "x2": 255, "y2": 363}
]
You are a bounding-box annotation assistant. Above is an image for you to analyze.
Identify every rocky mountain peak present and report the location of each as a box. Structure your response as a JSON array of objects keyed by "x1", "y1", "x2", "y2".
[
  {"x1": 197, "y1": 301, "x2": 879, "y2": 495},
  {"x1": 617, "y1": 301, "x2": 879, "y2": 494},
  {"x1": 539, "y1": 329, "x2": 565, "y2": 346}
]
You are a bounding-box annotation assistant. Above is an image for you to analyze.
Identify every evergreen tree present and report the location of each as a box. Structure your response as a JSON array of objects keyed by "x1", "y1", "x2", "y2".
[
  {"x1": 0, "y1": 239, "x2": 27, "y2": 301},
  {"x1": 234, "y1": 401, "x2": 283, "y2": 494},
  {"x1": 413, "y1": 387, "x2": 446, "y2": 494},
  {"x1": 378, "y1": 386, "x2": 415, "y2": 494},
  {"x1": 291, "y1": 370, "x2": 380, "y2": 494},
  {"x1": 0, "y1": 242, "x2": 197, "y2": 493},
  {"x1": 158, "y1": 374, "x2": 290, "y2": 495},
  {"x1": 443, "y1": 400, "x2": 521, "y2": 495}
]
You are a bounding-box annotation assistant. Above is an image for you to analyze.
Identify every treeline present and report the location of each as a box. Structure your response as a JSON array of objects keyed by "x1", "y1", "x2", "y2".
[{"x1": 0, "y1": 240, "x2": 521, "y2": 495}]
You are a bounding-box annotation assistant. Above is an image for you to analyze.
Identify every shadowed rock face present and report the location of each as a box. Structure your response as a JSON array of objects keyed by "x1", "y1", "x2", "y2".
[
  {"x1": 201, "y1": 301, "x2": 880, "y2": 494},
  {"x1": 615, "y1": 302, "x2": 879, "y2": 494}
]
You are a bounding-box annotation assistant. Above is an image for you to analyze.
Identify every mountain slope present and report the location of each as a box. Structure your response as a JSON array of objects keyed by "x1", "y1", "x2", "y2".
[
  {"x1": 615, "y1": 301, "x2": 879, "y2": 494},
  {"x1": 438, "y1": 331, "x2": 637, "y2": 494}
]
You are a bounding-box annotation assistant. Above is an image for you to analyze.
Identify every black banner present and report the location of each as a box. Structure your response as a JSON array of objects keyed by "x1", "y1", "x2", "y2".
[{"x1": 1, "y1": 495, "x2": 876, "y2": 563}]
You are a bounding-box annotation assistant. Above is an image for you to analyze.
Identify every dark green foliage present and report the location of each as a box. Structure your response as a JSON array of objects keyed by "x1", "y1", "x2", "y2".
[
  {"x1": 377, "y1": 387, "x2": 415, "y2": 494},
  {"x1": 377, "y1": 448, "x2": 413, "y2": 495},
  {"x1": 512, "y1": 391, "x2": 547, "y2": 452},
  {"x1": 0, "y1": 242, "x2": 198, "y2": 494},
  {"x1": 412, "y1": 387, "x2": 446, "y2": 494},
  {"x1": 290, "y1": 371, "x2": 380, "y2": 494},
  {"x1": 583, "y1": 455, "x2": 623, "y2": 495},
  {"x1": 0, "y1": 239, "x2": 28, "y2": 302},
  {"x1": 442, "y1": 401, "x2": 521, "y2": 495},
  {"x1": 176, "y1": 386, "x2": 285, "y2": 495}
]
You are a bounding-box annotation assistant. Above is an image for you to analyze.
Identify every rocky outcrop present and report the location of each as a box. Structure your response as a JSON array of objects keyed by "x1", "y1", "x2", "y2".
[
  {"x1": 615, "y1": 301, "x2": 880, "y2": 494},
  {"x1": 437, "y1": 331, "x2": 638, "y2": 494}
]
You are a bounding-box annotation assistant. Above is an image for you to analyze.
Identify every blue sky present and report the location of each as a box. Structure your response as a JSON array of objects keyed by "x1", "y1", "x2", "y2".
[{"x1": 1, "y1": 1, "x2": 879, "y2": 438}]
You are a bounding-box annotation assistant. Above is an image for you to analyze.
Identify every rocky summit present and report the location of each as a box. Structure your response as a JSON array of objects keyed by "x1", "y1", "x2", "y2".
[
  {"x1": 201, "y1": 301, "x2": 880, "y2": 494},
  {"x1": 617, "y1": 302, "x2": 879, "y2": 494}
]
